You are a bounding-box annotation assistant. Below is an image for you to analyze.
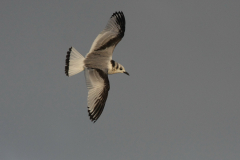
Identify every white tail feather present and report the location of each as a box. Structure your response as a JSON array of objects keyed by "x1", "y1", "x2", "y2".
[{"x1": 65, "y1": 47, "x2": 85, "y2": 76}]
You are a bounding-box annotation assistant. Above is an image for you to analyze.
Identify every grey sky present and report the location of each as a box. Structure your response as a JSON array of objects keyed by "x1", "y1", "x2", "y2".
[{"x1": 1, "y1": 0, "x2": 240, "y2": 159}]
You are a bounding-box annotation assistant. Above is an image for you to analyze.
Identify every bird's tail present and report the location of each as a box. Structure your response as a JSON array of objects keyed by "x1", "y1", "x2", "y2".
[{"x1": 65, "y1": 47, "x2": 85, "y2": 77}]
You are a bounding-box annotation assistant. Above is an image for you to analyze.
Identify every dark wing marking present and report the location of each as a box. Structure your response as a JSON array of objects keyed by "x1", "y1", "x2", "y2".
[
  {"x1": 85, "y1": 11, "x2": 126, "y2": 70},
  {"x1": 88, "y1": 11, "x2": 126, "y2": 53},
  {"x1": 84, "y1": 68, "x2": 110, "y2": 122}
]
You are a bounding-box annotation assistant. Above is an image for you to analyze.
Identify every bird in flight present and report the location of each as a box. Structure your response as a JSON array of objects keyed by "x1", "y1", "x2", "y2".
[{"x1": 65, "y1": 11, "x2": 129, "y2": 123}]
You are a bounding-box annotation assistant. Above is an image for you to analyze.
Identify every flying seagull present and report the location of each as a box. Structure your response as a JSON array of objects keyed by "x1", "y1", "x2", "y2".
[{"x1": 65, "y1": 11, "x2": 129, "y2": 122}]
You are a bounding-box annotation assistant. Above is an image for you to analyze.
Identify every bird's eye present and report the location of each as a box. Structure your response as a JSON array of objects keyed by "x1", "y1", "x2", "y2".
[{"x1": 120, "y1": 67, "x2": 122, "y2": 70}]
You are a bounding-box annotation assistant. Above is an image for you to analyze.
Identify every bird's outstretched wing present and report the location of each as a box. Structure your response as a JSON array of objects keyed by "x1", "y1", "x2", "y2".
[
  {"x1": 84, "y1": 11, "x2": 125, "y2": 69},
  {"x1": 89, "y1": 11, "x2": 125, "y2": 53},
  {"x1": 84, "y1": 68, "x2": 110, "y2": 122}
]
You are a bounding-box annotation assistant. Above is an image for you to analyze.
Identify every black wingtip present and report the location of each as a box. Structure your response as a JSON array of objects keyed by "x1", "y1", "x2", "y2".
[
  {"x1": 88, "y1": 109, "x2": 97, "y2": 123},
  {"x1": 65, "y1": 47, "x2": 72, "y2": 76},
  {"x1": 88, "y1": 103, "x2": 105, "y2": 123},
  {"x1": 111, "y1": 11, "x2": 125, "y2": 34},
  {"x1": 111, "y1": 11, "x2": 124, "y2": 17},
  {"x1": 111, "y1": 11, "x2": 125, "y2": 24}
]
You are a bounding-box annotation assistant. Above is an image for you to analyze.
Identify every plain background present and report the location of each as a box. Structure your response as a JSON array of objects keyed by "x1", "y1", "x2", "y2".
[{"x1": 1, "y1": 0, "x2": 240, "y2": 159}]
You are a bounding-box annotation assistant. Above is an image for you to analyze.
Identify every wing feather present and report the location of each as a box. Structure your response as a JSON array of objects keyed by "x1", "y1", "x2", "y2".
[
  {"x1": 84, "y1": 11, "x2": 125, "y2": 70},
  {"x1": 89, "y1": 11, "x2": 125, "y2": 53},
  {"x1": 84, "y1": 68, "x2": 110, "y2": 122}
]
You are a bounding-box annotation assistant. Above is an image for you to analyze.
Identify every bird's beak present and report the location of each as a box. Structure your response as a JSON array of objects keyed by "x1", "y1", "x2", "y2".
[{"x1": 124, "y1": 72, "x2": 130, "y2": 76}]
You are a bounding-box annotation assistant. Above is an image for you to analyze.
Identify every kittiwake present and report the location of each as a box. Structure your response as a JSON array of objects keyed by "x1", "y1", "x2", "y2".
[{"x1": 65, "y1": 11, "x2": 129, "y2": 123}]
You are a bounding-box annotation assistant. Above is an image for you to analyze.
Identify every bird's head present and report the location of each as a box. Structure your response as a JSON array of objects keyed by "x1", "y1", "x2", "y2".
[
  {"x1": 110, "y1": 60, "x2": 129, "y2": 75},
  {"x1": 117, "y1": 63, "x2": 129, "y2": 76}
]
